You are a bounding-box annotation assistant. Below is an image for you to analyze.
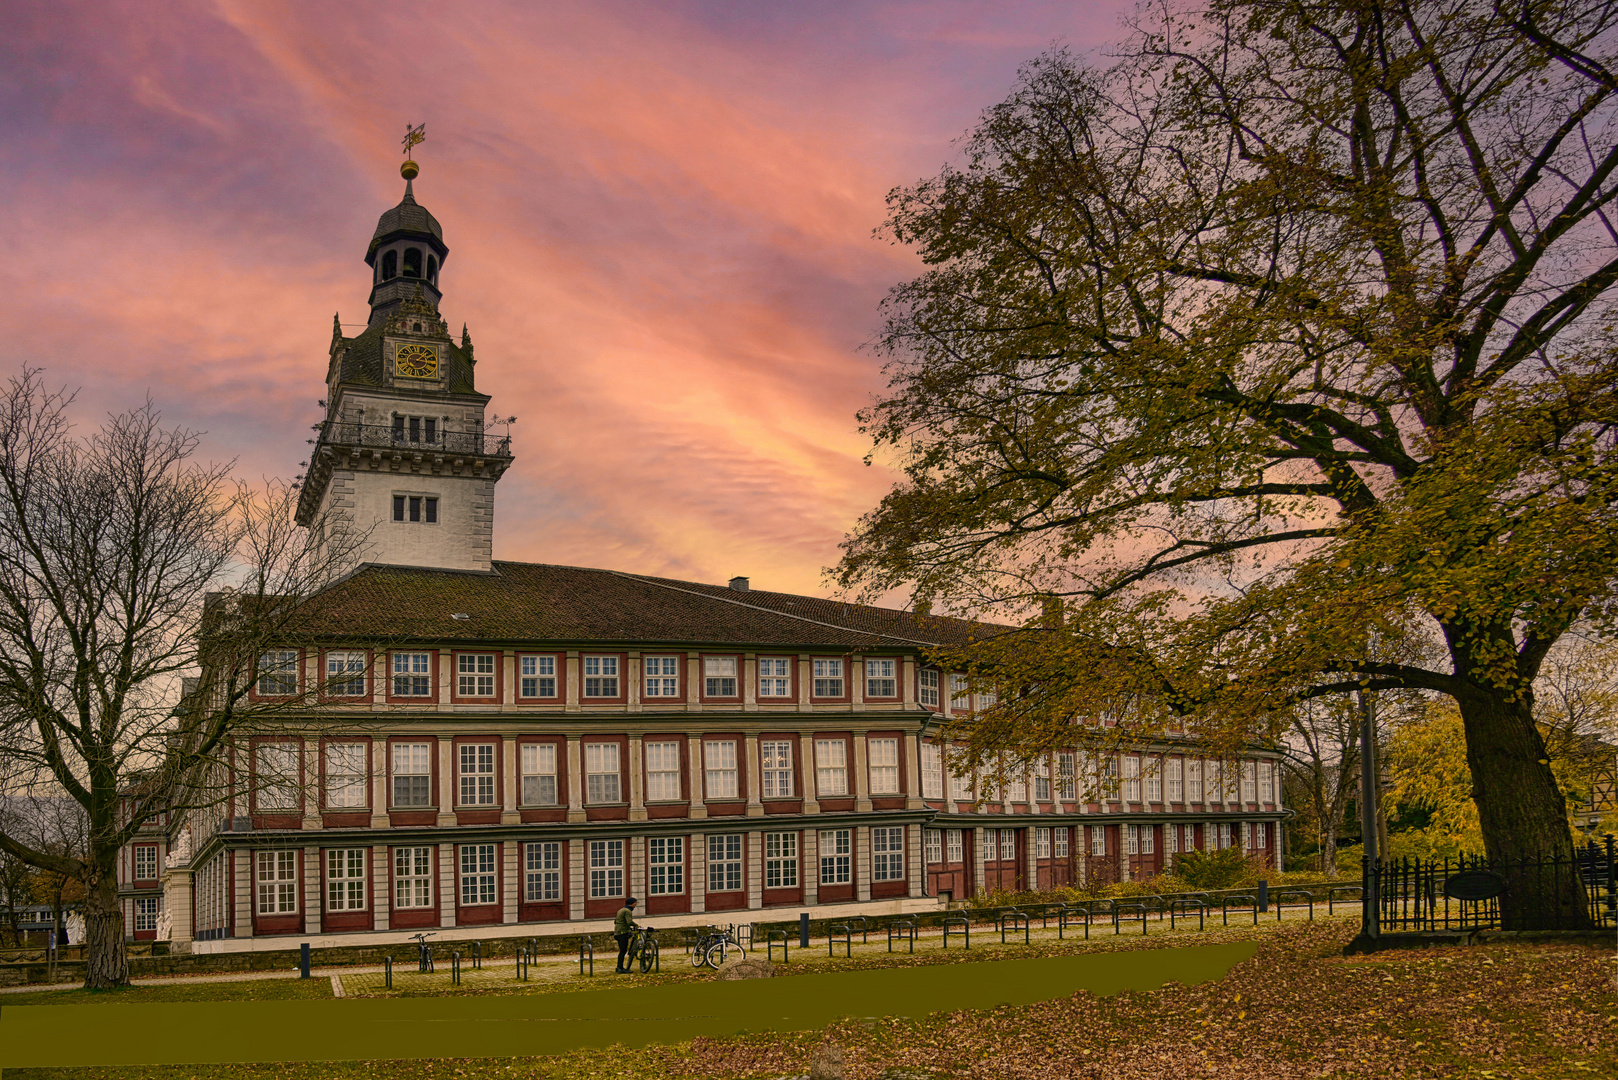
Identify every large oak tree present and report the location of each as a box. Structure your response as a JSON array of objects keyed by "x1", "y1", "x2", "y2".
[{"x1": 836, "y1": 0, "x2": 1618, "y2": 924}]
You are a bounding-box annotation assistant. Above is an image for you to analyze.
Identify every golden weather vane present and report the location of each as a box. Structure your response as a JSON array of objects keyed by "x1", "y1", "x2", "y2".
[{"x1": 400, "y1": 123, "x2": 426, "y2": 181}]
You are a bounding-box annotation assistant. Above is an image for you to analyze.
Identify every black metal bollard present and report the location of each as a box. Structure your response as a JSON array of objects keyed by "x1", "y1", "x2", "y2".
[
  {"x1": 473, "y1": 940, "x2": 481, "y2": 970},
  {"x1": 452, "y1": 951, "x2": 461, "y2": 987},
  {"x1": 799, "y1": 911, "x2": 811, "y2": 948},
  {"x1": 1257, "y1": 879, "x2": 1269, "y2": 913},
  {"x1": 384, "y1": 955, "x2": 393, "y2": 990},
  {"x1": 299, "y1": 942, "x2": 311, "y2": 979}
]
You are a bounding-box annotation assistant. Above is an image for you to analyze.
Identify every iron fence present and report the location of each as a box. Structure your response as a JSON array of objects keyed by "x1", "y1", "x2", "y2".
[{"x1": 318, "y1": 421, "x2": 512, "y2": 458}]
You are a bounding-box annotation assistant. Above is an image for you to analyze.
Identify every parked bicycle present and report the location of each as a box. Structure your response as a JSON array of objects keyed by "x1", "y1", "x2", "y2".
[
  {"x1": 626, "y1": 925, "x2": 660, "y2": 974},
  {"x1": 690, "y1": 924, "x2": 746, "y2": 970}
]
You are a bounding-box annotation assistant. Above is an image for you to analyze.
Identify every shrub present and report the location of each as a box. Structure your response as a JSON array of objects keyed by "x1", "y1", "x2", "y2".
[{"x1": 1170, "y1": 847, "x2": 1255, "y2": 889}]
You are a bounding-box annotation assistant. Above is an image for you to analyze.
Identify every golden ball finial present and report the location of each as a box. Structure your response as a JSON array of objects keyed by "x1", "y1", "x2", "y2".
[{"x1": 401, "y1": 159, "x2": 420, "y2": 180}]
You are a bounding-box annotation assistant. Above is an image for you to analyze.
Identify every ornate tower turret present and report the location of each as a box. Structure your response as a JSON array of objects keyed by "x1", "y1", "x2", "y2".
[{"x1": 296, "y1": 138, "x2": 513, "y2": 573}]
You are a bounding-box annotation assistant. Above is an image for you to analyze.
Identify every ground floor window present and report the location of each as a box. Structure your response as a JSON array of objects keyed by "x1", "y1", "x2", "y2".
[
  {"x1": 1000, "y1": 829, "x2": 1016, "y2": 861},
  {"x1": 764, "y1": 832, "x2": 798, "y2": 888},
  {"x1": 589, "y1": 839, "x2": 625, "y2": 899},
  {"x1": 946, "y1": 829, "x2": 963, "y2": 863},
  {"x1": 133, "y1": 896, "x2": 160, "y2": 932},
  {"x1": 1036, "y1": 827, "x2": 1051, "y2": 859},
  {"x1": 924, "y1": 829, "x2": 943, "y2": 865},
  {"x1": 1184, "y1": 824, "x2": 1197, "y2": 852},
  {"x1": 1053, "y1": 827, "x2": 1068, "y2": 859},
  {"x1": 1166, "y1": 824, "x2": 1180, "y2": 854},
  {"x1": 325, "y1": 847, "x2": 367, "y2": 911},
  {"x1": 394, "y1": 846, "x2": 434, "y2": 908},
  {"x1": 648, "y1": 837, "x2": 684, "y2": 895},
  {"x1": 255, "y1": 850, "x2": 298, "y2": 915},
  {"x1": 707, "y1": 834, "x2": 742, "y2": 893},
  {"x1": 525, "y1": 842, "x2": 562, "y2": 902},
  {"x1": 1126, "y1": 824, "x2": 1141, "y2": 855},
  {"x1": 1090, "y1": 825, "x2": 1106, "y2": 856},
  {"x1": 819, "y1": 828, "x2": 851, "y2": 885},
  {"x1": 459, "y1": 844, "x2": 497, "y2": 906},
  {"x1": 872, "y1": 826, "x2": 905, "y2": 881}
]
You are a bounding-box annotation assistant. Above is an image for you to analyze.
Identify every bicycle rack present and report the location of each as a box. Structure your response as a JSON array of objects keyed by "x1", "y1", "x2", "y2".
[
  {"x1": 827, "y1": 924, "x2": 853, "y2": 958},
  {"x1": 766, "y1": 929, "x2": 790, "y2": 963},
  {"x1": 887, "y1": 919, "x2": 917, "y2": 953},
  {"x1": 516, "y1": 945, "x2": 528, "y2": 981},
  {"x1": 1058, "y1": 904, "x2": 1091, "y2": 940},
  {"x1": 451, "y1": 951, "x2": 461, "y2": 987},
  {"x1": 383, "y1": 955, "x2": 393, "y2": 990},
  {"x1": 411, "y1": 932, "x2": 436, "y2": 973},
  {"x1": 1276, "y1": 890, "x2": 1315, "y2": 922},
  {"x1": 1169, "y1": 898, "x2": 1206, "y2": 931},
  {"x1": 1222, "y1": 894, "x2": 1260, "y2": 926},
  {"x1": 579, "y1": 937, "x2": 594, "y2": 977},
  {"x1": 1113, "y1": 902, "x2": 1150, "y2": 935},
  {"x1": 1000, "y1": 910, "x2": 1031, "y2": 945},
  {"x1": 847, "y1": 915, "x2": 869, "y2": 944},
  {"x1": 1327, "y1": 885, "x2": 1363, "y2": 915},
  {"x1": 472, "y1": 940, "x2": 482, "y2": 970},
  {"x1": 942, "y1": 915, "x2": 970, "y2": 949}
]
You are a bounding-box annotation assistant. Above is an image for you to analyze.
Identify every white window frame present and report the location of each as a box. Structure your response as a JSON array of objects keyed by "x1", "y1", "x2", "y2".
[
  {"x1": 325, "y1": 847, "x2": 367, "y2": 911},
  {"x1": 1036, "y1": 826, "x2": 1051, "y2": 859},
  {"x1": 647, "y1": 836, "x2": 684, "y2": 895},
  {"x1": 456, "y1": 652, "x2": 497, "y2": 698},
  {"x1": 256, "y1": 649, "x2": 299, "y2": 697},
  {"x1": 134, "y1": 845, "x2": 158, "y2": 882},
  {"x1": 1141, "y1": 824, "x2": 1155, "y2": 855},
  {"x1": 1167, "y1": 823, "x2": 1180, "y2": 854},
  {"x1": 325, "y1": 650, "x2": 366, "y2": 697},
  {"x1": 588, "y1": 838, "x2": 625, "y2": 898},
  {"x1": 391, "y1": 651, "x2": 432, "y2": 697},
  {"x1": 1260, "y1": 761, "x2": 1275, "y2": 802},
  {"x1": 703, "y1": 655, "x2": 739, "y2": 698},
  {"x1": 1007, "y1": 761, "x2": 1028, "y2": 804},
  {"x1": 1184, "y1": 823, "x2": 1197, "y2": 853},
  {"x1": 1167, "y1": 757, "x2": 1184, "y2": 803},
  {"x1": 868, "y1": 737, "x2": 900, "y2": 795},
  {"x1": 582, "y1": 654, "x2": 620, "y2": 698},
  {"x1": 1187, "y1": 758, "x2": 1204, "y2": 803},
  {"x1": 918, "y1": 668, "x2": 940, "y2": 709},
  {"x1": 584, "y1": 742, "x2": 622, "y2": 804},
  {"x1": 459, "y1": 844, "x2": 497, "y2": 906},
  {"x1": 643, "y1": 655, "x2": 681, "y2": 698},
  {"x1": 644, "y1": 740, "x2": 683, "y2": 802},
  {"x1": 255, "y1": 850, "x2": 298, "y2": 915},
  {"x1": 948, "y1": 750, "x2": 972, "y2": 801},
  {"x1": 946, "y1": 829, "x2": 963, "y2": 863},
  {"x1": 1056, "y1": 752, "x2": 1077, "y2": 800},
  {"x1": 872, "y1": 826, "x2": 905, "y2": 881},
  {"x1": 393, "y1": 846, "x2": 434, "y2": 908},
  {"x1": 814, "y1": 738, "x2": 848, "y2": 796},
  {"x1": 864, "y1": 657, "x2": 898, "y2": 699},
  {"x1": 1034, "y1": 757, "x2": 1052, "y2": 802},
  {"x1": 1123, "y1": 756, "x2": 1142, "y2": 802},
  {"x1": 1126, "y1": 823, "x2": 1141, "y2": 855},
  {"x1": 524, "y1": 841, "x2": 562, "y2": 902},
  {"x1": 520, "y1": 742, "x2": 558, "y2": 806},
  {"x1": 704, "y1": 739, "x2": 739, "y2": 800},
  {"x1": 757, "y1": 657, "x2": 792, "y2": 699},
  {"x1": 254, "y1": 743, "x2": 301, "y2": 812},
  {"x1": 921, "y1": 741, "x2": 943, "y2": 799},
  {"x1": 1000, "y1": 829, "x2": 1016, "y2": 862},
  {"x1": 1090, "y1": 825, "x2": 1106, "y2": 856},
  {"x1": 1054, "y1": 827, "x2": 1069, "y2": 859},
  {"x1": 324, "y1": 742, "x2": 368, "y2": 809},
  {"x1": 707, "y1": 834, "x2": 743, "y2": 892},
  {"x1": 1242, "y1": 760, "x2": 1259, "y2": 803},
  {"x1": 764, "y1": 832, "x2": 798, "y2": 888},
  {"x1": 812, "y1": 657, "x2": 845, "y2": 698},
  {"x1": 1145, "y1": 757, "x2": 1163, "y2": 802},
  {"x1": 133, "y1": 896, "x2": 161, "y2": 932},
  {"x1": 818, "y1": 828, "x2": 851, "y2": 885},
  {"x1": 948, "y1": 673, "x2": 970, "y2": 711},
  {"x1": 760, "y1": 740, "x2": 794, "y2": 799},
  {"x1": 458, "y1": 742, "x2": 497, "y2": 806},
  {"x1": 391, "y1": 741, "x2": 432, "y2": 808},
  {"x1": 924, "y1": 829, "x2": 943, "y2": 864},
  {"x1": 518, "y1": 654, "x2": 558, "y2": 699}
]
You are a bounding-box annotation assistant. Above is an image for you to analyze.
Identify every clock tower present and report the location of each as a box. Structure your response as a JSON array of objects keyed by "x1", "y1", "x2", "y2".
[{"x1": 296, "y1": 155, "x2": 513, "y2": 573}]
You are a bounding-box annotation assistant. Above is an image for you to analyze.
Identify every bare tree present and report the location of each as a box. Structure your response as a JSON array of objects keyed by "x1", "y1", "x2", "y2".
[{"x1": 0, "y1": 370, "x2": 362, "y2": 988}]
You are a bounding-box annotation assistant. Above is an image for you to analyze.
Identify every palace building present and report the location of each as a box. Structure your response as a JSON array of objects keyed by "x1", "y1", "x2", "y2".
[{"x1": 124, "y1": 160, "x2": 1285, "y2": 951}]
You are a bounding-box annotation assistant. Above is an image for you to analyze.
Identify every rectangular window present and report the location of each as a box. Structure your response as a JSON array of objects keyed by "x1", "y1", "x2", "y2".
[
  {"x1": 1034, "y1": 758, "x2": 1051, "y2": 802},
  {"x1": 391, "y1": 652, "x2": 432, "y2": 698},
  {"x1": 1187, "y1": 758, "x2": 1204, "y2": 803},
  {"x1": 1000, "y1": 829, "x2": 1016, "y2": 861},
  {"x1": 921, "y1": 741, "x2": 943, "y2": 799},
  {"x1": 1253, "y1": 822, "x2": 1266, "y2": 849},
  {"x1": 393, "y1": 846, "x2": 434, "y2": 908},
  {"x1": 918, "y1": 668, "x2": 940, "y2": 708},
  {"x1": 1126, "y1": 824, "x2": 1140, "y2": 856},
  {"x1": 818, "y1": 828, "x2": 851, "y2": 885},
  {"x1": 456, "y1": 653, "x2": 497, "y2": 697},
  {"x1": 978, "y1": 687, "x2": 999, "y2": 710},
  {"x1": 1242, "y1": 760, "x2": 1258, "y2": 803},
  {"x1": 758, "y1": 657, "x2": 792, "y2": 699},
  {"x1": 946, "y1": 829, "x2": 963, "y2": 863},
  {"x1": 458, "y1": 743, "x2": 496, "y2": 806},
  {"x1": 134, "y1": 896, "x2": 160, "y2": 932},
  {"x1": 1090, "y1": 825, "x2": 1106, "y2": 856},
  {"x1": 525, "y1": 841, "x2": 562, "y2": 902},
  {"x1": 812, "y1": 658, "x2": 844, "y2": 698},
  {"x1": 948, "y1": 751, "x2": 972, "y2": 801},
  {"x1": 647, "y1": 837, "x2": 684, "y2": 895},
  {"x1": 764, "y1": 832, "x2": 798, "y2": 888},
  {"x1": 1056, "y1": 753, "x2": 1077, "y2": 800},
  {"x1": 459, "y1": 844, "x2": 497, "y2": 905},
  {"x1": 391, "y1": 742, "x2": 432, "y2": 807},
  {"x1": 518, "y1": 654, "x2": 558, "y2": 699},
  {"x1": 585, "y1": 742, "x2": 621, "y2": 803},
  {"x1": 704, "y1": 740, "x2": 739, "y2": 800},
  {"x1": 396, "y1": 495, "x2": 439, "y2": 523},
  {"x1": 865, "y1": 658, "x2": 897, "y2": 698},
  {"x1": 925, "y1": 829, "x2": 943, "y2": 864},
  {"x1": 1167, "y1": 757, "x2": 1184, "y2": 803},
  {"x1": 325, "y1": 650, "x2": 366, "y2": 697},
  {"x1": 1145, "y1": 758, "x2": 1162, "y2": 803},
  {"x1": 868, "y1": 737, "x2": 900, "y2": 794},
  {"x1": 255, "y1": 850, "x2": 298, "y2": 914},
  {"x1": 643, "y1": 655, "x2": 681, "y2": 698},
  {"x1": 1259, "y1": 761, "x2": 1275, "y2": 803},
  {"x1": 813, "y1": 738, "x2": 848, "y2": 796},
  {"x1": 1036, "y1": 826, "x2": 1051, "y2": 859},
  {"x1": 703, "y1": 656, "x2": 738, "y2": 698},
  {"x1": 324, "y1": 742, "x2": 367, "y2": 808},
  {"x1": 1007, "y1": 765, "x2": 1028, "y2": 804},
  {"x1": 645, "y1": 740, "x2": 683, "y2": 801},
  {"x1": 256, "y1": 650, "x2": 298, "y2": 697},
  {"x1": 134, "y1": 846, "x2": 158, "y2": 881},
  {"x1": 707, "y1": 834, "x2": 743, "y2": 892},
  {"x1": 760, "y1": 740, "x2": 793, "y2": 799},
  {"x1": 1223, "y1": 823, "x2": 1236, "y2": 850},
  {"x1": 325, "y1": 847, "x2": 367, "y2": 911},
  {"x1": 520, "y1": 743, "x2": 558, "y2": 806},
  {"x1": 1206, "y1": 760, "x2": 1223, "y2": 804},
  {"x1": 1166, "y1": 823, "x2": 1180, "y2": 854},
  {"x1": 1185, "y1": 824, "x2": 1197, "y2": 853},
  {"x1": 872, "y1": 826, "x2": 905, "y2": 881},
  {"x1": 1054, "y1": 827, "x2": 1069, "y2": 859},
  {"x1": 582, "y1": 655, "x2": 620, "y2": 698},
  {"x1": 1123, "y1": 756, "x2": 1141, "y2": 802},
  {"x1": 254, "y1": 743, "x2": 300, "y2": 811},
  {"x1": 588, "y1": 839, "x2": 625, "y2": 898},
  {"x1": 1141, "y1": 825, "x2": 1155, "y2": 855},
  {"x1": 949, "y1": 674, "x2": 970, "y2": 711}
]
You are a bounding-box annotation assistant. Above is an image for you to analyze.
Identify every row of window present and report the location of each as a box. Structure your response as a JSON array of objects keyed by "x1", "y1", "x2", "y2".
[
  {"x1": 919, "y1": 745, "x2": 1278, "y2": 805},
  {"x1": 251, "y1": 736, "x2": 902, "y2": 811},
  {"x1": 253, "y1": 828, "x2": 908, "y2": 915},
  {"x1": 924, "y1": 821, "x2": 1270, "y2": 862},
  {"x1": 255, "y1": 651, "x2": 960, "y2": 706}
]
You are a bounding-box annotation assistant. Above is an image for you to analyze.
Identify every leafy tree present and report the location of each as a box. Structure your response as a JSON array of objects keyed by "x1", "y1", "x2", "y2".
[
  {"x1": 0, "y1": 370, "x2": 357, "y2": 987},
  {"x1": 836, "y1": 0, "x2": 1618, "y2": 925}
]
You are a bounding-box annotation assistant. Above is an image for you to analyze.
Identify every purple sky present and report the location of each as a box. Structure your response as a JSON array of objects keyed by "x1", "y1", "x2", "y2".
[{"x1": 2, "y1": 0, "x2": 1132, "y2": 596}]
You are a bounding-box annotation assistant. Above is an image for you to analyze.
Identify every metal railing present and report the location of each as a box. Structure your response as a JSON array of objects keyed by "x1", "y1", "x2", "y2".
[{"x1": 318, "y1": 421, "x2": 512, "y2": 458}]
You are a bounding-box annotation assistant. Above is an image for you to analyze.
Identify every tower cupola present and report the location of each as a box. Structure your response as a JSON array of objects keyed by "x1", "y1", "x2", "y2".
[{"x1": 365, "y1": 159, "x2": 449, "y2": 328}]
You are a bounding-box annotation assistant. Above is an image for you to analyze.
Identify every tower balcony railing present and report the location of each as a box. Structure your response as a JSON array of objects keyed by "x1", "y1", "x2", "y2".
[{"x1": 318, "y1": 421, "x2": 512, "y2": 459}]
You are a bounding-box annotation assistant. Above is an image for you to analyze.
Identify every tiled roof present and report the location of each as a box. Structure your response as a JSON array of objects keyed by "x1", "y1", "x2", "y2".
[
  {"x1": 291, "y1": 561, "x2": 1003, "y2": 651},
  {"x1": 334, "y1": 325, "x2": 477, "y2": 395}
]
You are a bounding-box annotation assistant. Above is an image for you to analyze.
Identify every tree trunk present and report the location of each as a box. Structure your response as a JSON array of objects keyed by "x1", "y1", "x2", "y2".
[
  {"x1": 1456, "y1": 685, "x2": 1590, "y2": 930},
  {"x1": 82, "y1": 869, "x2": 129, "y2": 989}
]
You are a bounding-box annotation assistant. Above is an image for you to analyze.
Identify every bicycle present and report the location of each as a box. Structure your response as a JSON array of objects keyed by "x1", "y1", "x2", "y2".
[
  {"x1": 625, "y1": 925, "x2": 659, "y2": 974},
  {"x1": 690, "y1": 924, "x2": 745, "y2": 970}
]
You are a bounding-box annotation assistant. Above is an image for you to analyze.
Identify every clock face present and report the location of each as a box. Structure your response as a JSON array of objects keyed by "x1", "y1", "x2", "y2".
[{"x1": 394, "y1": 343, "x2": 439, "y2": 379}]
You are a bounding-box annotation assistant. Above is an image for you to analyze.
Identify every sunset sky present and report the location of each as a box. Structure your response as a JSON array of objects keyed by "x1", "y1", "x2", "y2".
[{"x1": 3, "y1": 0, "x2": 1131, "y2": 599}]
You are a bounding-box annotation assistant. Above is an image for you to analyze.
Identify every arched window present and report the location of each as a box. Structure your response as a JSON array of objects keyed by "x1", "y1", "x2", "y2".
[
  {"x1": 403, "y1": 248, "x2": 422, "y2": 278},
  {"x1": 427, "y1": 255, "x2": 438, "y2": 283},
  {"x1": 381, "y1": 250, "x2": 397, "y2": 281}
]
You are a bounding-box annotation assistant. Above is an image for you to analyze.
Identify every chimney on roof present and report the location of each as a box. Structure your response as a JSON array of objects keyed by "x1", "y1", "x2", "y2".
[{"x1": 728, "y1": 576, "x2": 750, "y2": 592}]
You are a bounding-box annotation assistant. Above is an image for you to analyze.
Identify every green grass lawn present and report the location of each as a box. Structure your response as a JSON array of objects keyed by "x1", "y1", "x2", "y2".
[{"x1": 0, "y1": 978, "x2": 333, "y2": 1007}]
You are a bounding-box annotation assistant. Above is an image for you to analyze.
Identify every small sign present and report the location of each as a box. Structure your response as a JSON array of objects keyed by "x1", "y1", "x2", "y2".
[{"x1": 1443, "y1": 869, "x2": 1505, "y2": 901}]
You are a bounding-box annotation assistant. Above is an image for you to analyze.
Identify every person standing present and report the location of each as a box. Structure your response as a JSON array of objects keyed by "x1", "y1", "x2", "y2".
[{"x1": 614, "y1": 896, "x2": 640, "y2": 973}]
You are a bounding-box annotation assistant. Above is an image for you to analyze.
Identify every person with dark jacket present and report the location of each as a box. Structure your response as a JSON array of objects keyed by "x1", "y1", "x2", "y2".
[{"x1": 614, "y1": 897, "x2": 640, "y2": 973}]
